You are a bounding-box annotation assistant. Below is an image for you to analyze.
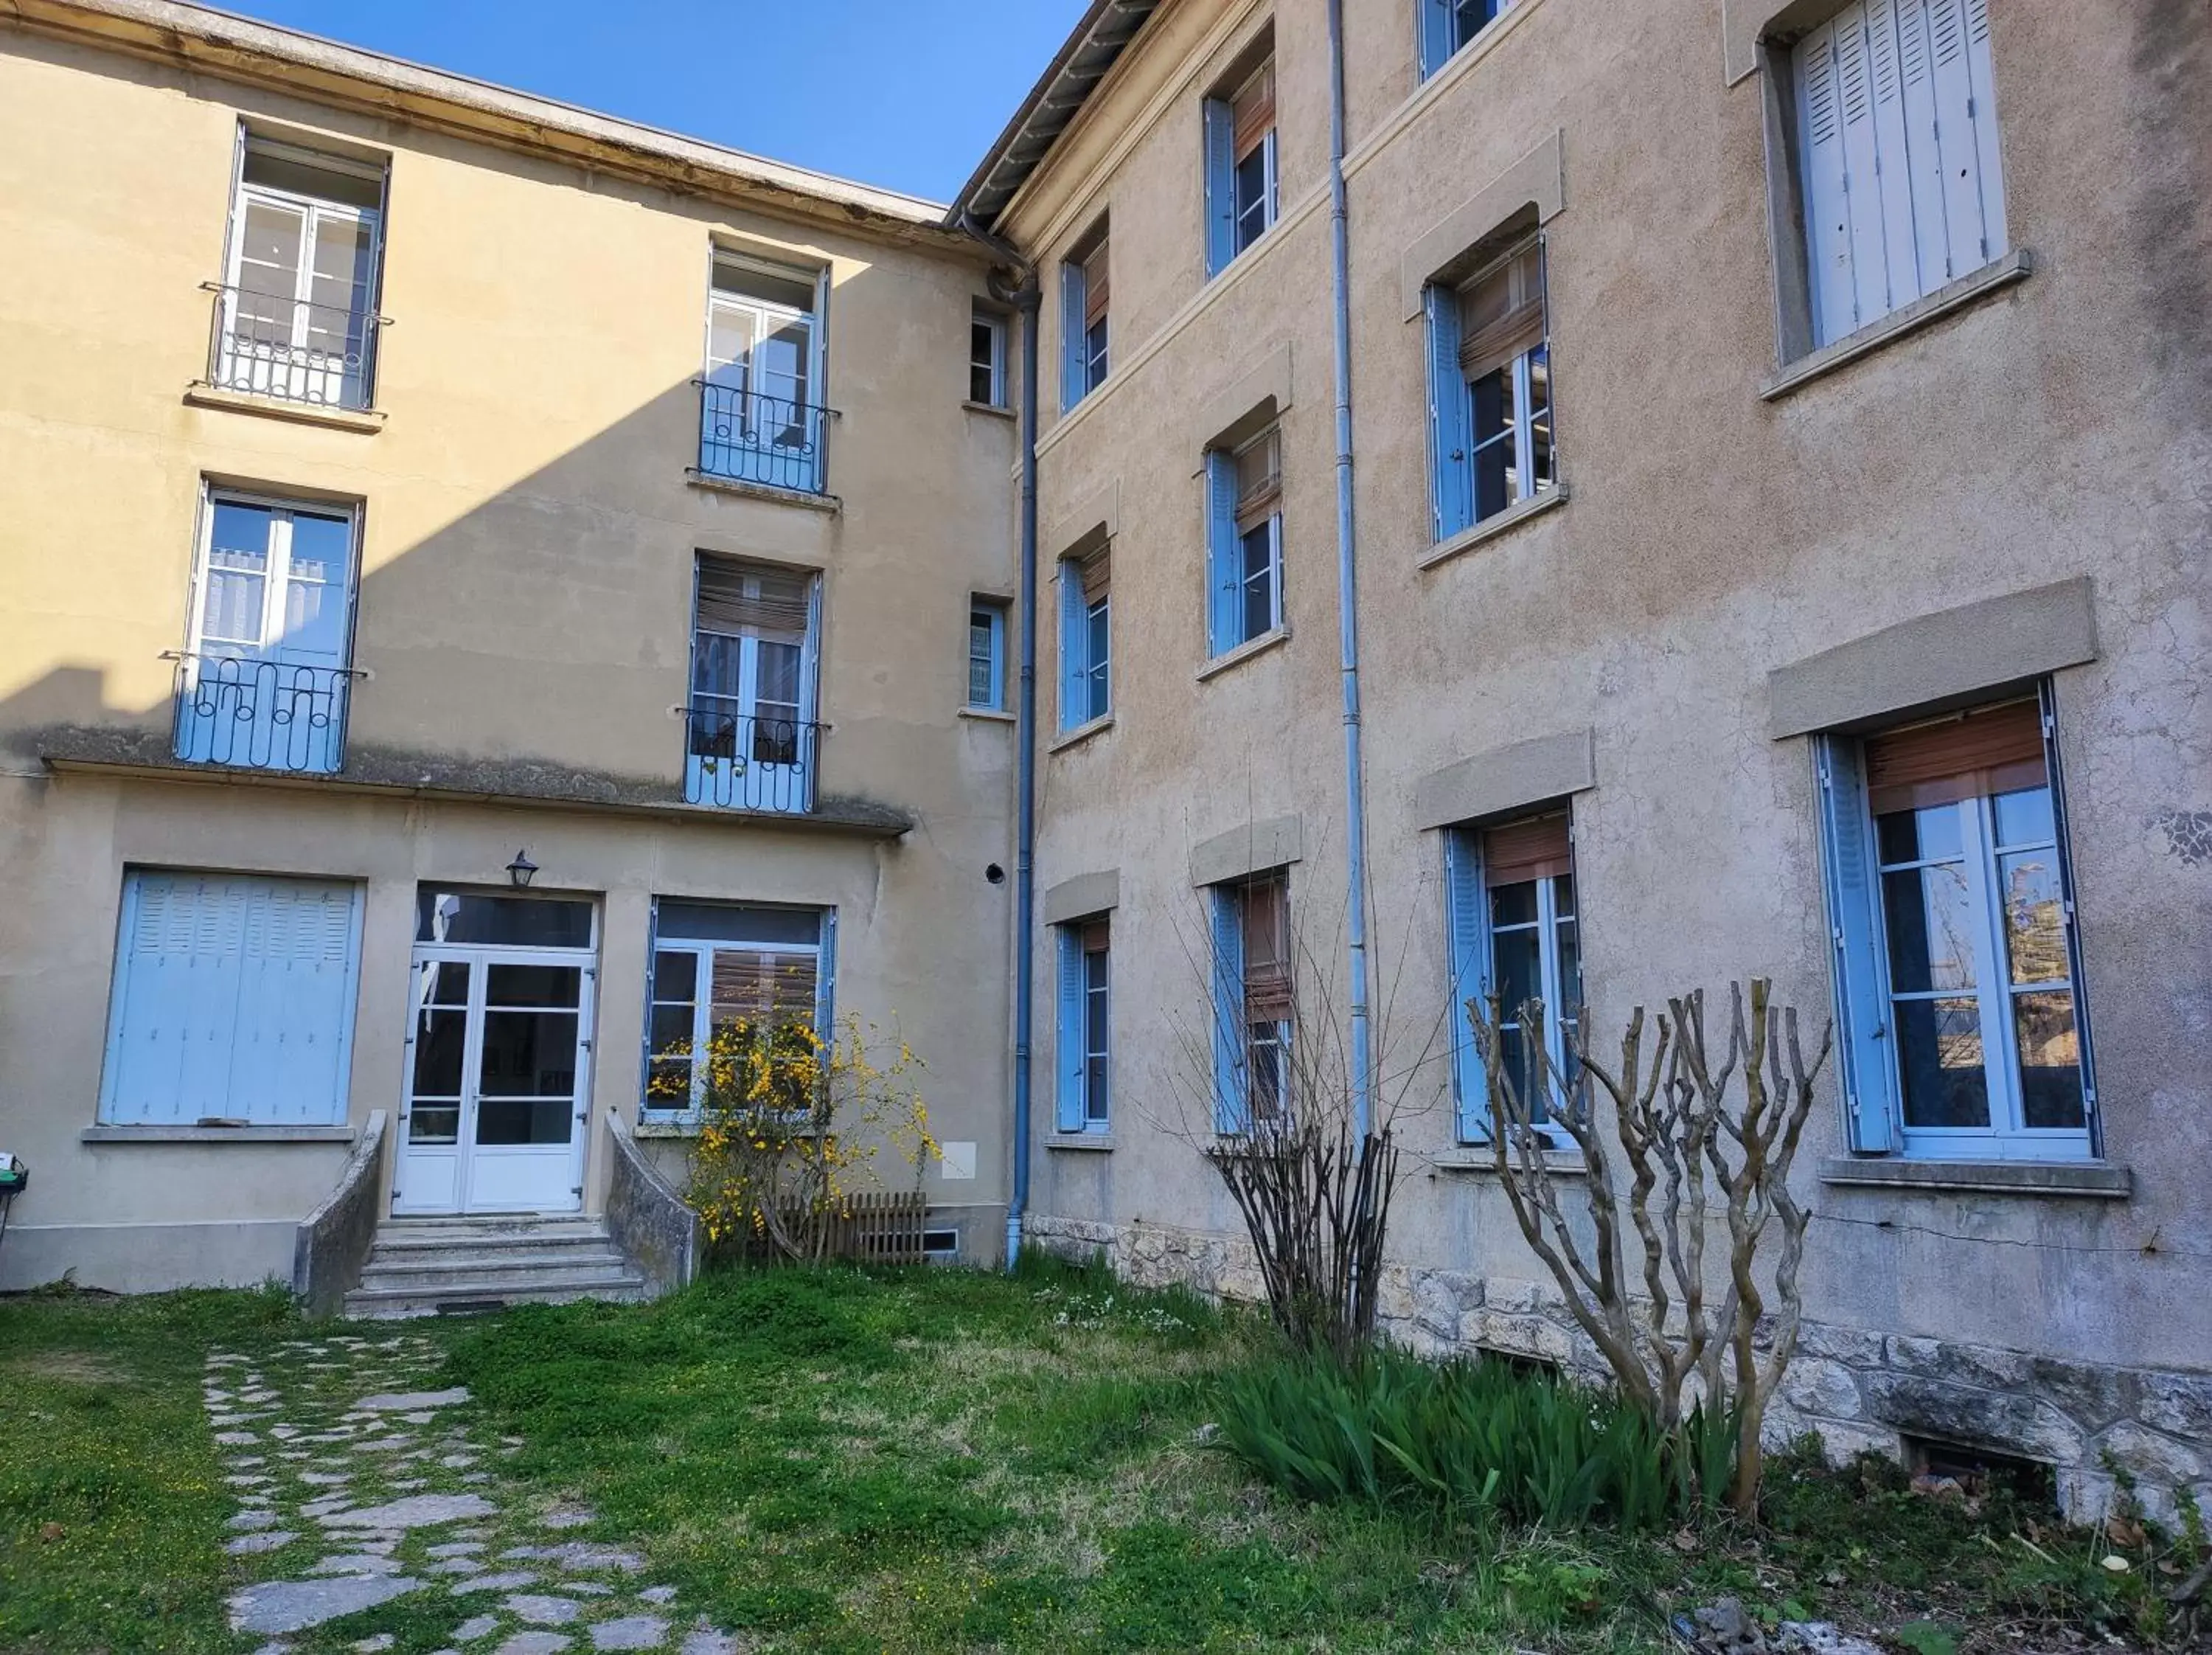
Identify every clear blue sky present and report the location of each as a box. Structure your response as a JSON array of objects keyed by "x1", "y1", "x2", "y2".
[{"x1": 217, "y1": 0, "x2": 1091, "y2": 202}]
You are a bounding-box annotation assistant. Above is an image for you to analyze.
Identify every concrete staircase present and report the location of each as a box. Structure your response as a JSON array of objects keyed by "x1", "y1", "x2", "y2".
[{"x1": 341, "y1": 1215, "x2": 650, "y2": 1319}]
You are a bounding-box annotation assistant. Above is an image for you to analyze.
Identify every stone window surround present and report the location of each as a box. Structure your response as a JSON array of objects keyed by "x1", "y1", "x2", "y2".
[{"x1": 1189, "y1": 813, "x2": 1303, "y2": 889}]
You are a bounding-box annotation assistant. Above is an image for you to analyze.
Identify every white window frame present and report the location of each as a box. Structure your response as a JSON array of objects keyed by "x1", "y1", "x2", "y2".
[
  {"x1": 1061, "y1": 228, "x2": 1110, "y2": 412},
  {"x1": 702, "y1": 251, "x2": 829, "y2": 487},
  {"x1": 967, "y1": 598, "x2": 1009, "y2": 710},
  {"x1": 1206, "y1": 429, "x2": 1284, "y2": 658},
  {"x1": 1419, "y1": 0, "x2": 1518, "y2": 80},
  {"x1": 1444, "y1": 818, "x2": 1579, "y2": 1146},
  {"x1": 1058, "y1": 559, "x2": 1110, "y2": 730},
  {"x1": 641, "y1": 903, "x2": 835, "y2": 1121},
  {"x1": 969, "y1": 305, "x2": 1008, "y2": 407}
]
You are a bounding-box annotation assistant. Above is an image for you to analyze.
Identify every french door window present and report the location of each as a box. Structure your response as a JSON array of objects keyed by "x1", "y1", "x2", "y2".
[
  {"x1": 175, "y1": 490, "x2": 358, "y2": 774},
  {"x1": 215, "y1": 136, "x2": 384, "y2": 409},
  {"x1": 686, "y1": 553, "x2": 820, "y2": 813},
  {"x1": 701, "y1": 256, "x2": 825, "y2": 491},
  {"x1": 1445, "y1": 811, "x2": 1580, "y2": 1141}
]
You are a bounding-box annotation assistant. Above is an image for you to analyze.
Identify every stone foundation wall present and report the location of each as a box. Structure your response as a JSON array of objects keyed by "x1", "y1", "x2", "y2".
[{"x1": 1025, "y1": 1212, "x2": 2212, "y2": 1527}]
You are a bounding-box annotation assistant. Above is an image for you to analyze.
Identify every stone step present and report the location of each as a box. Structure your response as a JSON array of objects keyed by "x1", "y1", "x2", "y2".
[
  {"x1": 341, "y1": 1269, "x2": 651, "y2": 1320},
  {"x1": 355, "y1": 1252, "x2": 636, "y2": 1293}
]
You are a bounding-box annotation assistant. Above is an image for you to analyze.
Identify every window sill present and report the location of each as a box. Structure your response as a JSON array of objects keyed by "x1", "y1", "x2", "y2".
[
  {"x1": 684, "y1": 469, "x2": 841, "y2": 513},
  {"x1": 1197, "y1": 625, "x2": 1290, "y2": 682},
  {"x1": 183, "y1": 384, "x2": 386, "y2": 434},
  {"x1": 1429, "y1": 1145, "x2": 1586, "y2": 1176},
  {"x1": 1818, "y1": 1156, "x2": 2131, "y2": 1199},
  {"x1": 1762, "y1": 249, "x2": 2035, "y2": 402},
  {"x1": 963, "y1": 400, "x2": 1017, "y2": 421},
  {"x1": 959, "y1": 706, "x2": 1017, "y2": 724},
  {"x1": 1043, "y1": 1133, "x2": 1115, "y2": 1152},
  {"x1": 1417, "y1": 486, "x2": 1569, "y2": 571},
  {"x1": 1049, "y1": 712, "x2": 1114, "y2": 754},
  {"x1": 633, "y1": 1118, "x2": 701, "y2": 1139},
  {"x1": 81, "y1": 1123, "x2": 355, "y2": 1144}
]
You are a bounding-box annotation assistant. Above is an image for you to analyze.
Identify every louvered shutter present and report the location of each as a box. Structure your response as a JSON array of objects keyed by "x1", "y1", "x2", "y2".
[
  {"x1": 1061, "y1": 260, "x2": 1088, "y2": 412},
  {"x1": 1210, "y1": 887, "x2": 1249, "y2": 1134},
  {"x1": 1055, "y1": 927, "x2": 1087, "y2": 1131},
  {"x1": 1862, "y1": 0, "x2": 1924, "y2": 308},
  {"x1": 1423, "y1": 284, "x2": 1472, "y2": 541},
  {"x1": 1926, "y1": 0, "x2": 2002, "y2": 280},
  {"x1": 1891, "y1": 0, "x2": 1950, "y2": 298},
  {"x1": 1057, "y1": 562, "x2": 1087, "y2": 729},
  {"x1": 1203, "y1": 97, "x2": 1237, "y2": 277},
  {"x1": 1832, "y1": 5, "x2": 1895, "y2": 335},
  {"x1": 1815, "y1": 736, "x2": 1899, "y2": 1153},
  {"x1": 1418, "y1": 0, "x2": 1455, "y2": 78},
  {"x1": 1798, "y1": 20, "x2": 1857, "y2": 347},
  {"x1": 815, "y1": 909, "x2": 838, "y2": 1035},
  {"x1": 1442, "y1": 830, "x2": 1492, "y2": 1142},
  {"x1": 1205, "y1": 450, "x2": 1241, "y2": 654}
]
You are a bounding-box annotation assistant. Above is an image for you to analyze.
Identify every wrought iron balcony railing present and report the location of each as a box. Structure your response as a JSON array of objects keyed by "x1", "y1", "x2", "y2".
[
  {"x1": 696, "y1": 381, "x2": 830, "y2": 494},
  {"x1": 170, "y1": 652, "x2": 360, "y2": 775},
  {"x1": 204, "y1": 281, "x2": 387, "y2": 411},
  {"x1": 683, "y1": 707, "x2": 821, "y2": 815}
]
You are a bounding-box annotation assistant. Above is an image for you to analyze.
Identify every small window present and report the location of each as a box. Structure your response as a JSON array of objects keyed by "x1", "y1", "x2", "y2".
[
  {"x1": 968, "y1": 599, "x2": 1008, "y2": 710},
  {"x1": 644, "y1": 900, "x2": 833, "y2": 1117},
  {"x1": 1817, "y1": 689, "x2": 2094, "y2": 1161},
  {"x1": 1055, "y1": 917, "x2": 1112, "y2": 1132},
  {"x1": 1789, "y1": 0, "x2": 2006, "y2": 350},
  {"x1": 969, "y1": 307, "x2": 1008, "y2": 406},
  {"x1": 1444, "y1": 811, "x2": 1580, "y2": 1143},
  {"x1": 1204, "y1": 58, "x2": 1278, "y2": 277},
  {"x1": 1061, "y1": 222, "x2": 1110, "y2": 412},
  {"x1": 1419, "y1": 0, "x2": 1517, "y2": 80},
  {"x1": 1210, "y1": 873, "x2": 1291, "y2": 1133},
  {"x1": 1058, "y1": 550, "x2": 1110, "y2": 729},
  {"x1": 1205, "y1": 426, "x2": 1283, "y2": 656},
  {"x1": 1426, "y1": 235, "x2": 1554, "y2": 542}
]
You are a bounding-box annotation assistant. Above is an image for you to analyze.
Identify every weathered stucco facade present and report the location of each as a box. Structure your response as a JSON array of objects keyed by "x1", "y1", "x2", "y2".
[
  {"x1": 0, "y1": 1, "x2": 1020, "y2": 1286},
  {"x1": 973, "y1": 0, "x2": 2212, "y2": 1522}
]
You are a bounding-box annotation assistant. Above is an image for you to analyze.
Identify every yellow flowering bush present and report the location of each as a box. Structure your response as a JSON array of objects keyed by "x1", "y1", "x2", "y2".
[{"x1": 674, "y1": 1012, "x2": 939, "y2": 1262}]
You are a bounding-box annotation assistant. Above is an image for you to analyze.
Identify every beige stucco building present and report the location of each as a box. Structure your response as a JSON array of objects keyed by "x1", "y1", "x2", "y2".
[{"x1": 1, "y1": 0, "x2": 2205, "y2": 1519}]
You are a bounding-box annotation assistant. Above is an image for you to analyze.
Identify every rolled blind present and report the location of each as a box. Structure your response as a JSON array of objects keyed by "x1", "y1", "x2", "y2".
[
  {"x1": 1458, "y1": 240, "x2": 1546, "y2": 383},
  {"x1": 709, "y1": 946, "x2": 819, "y2": 1028},
  {"x1": 695, "y1": 555, "x2": 810, "y2": 643},
  {"x1": 1234, "y1": 429, "x2": 1281, "y2": 532},
  {"x1": 1865, "y1": 698, "x2": 2045, "y2": 814},
  {"x1": 1483, "y1": 812, "x2": 1571, "y2": 885},
  {"x1": 1082, "y1": 238, "x2": 1110, "y2": 330},
  {"x1": 1076, "y1": 546, "x2": 1110, "y2": 603},
  {"x1": 1232, "y1": 63, "x2": 1276, "y2": 159},
  {"x1": 1240, "y1": 878, "x2": 1293, "y2": 1020}
]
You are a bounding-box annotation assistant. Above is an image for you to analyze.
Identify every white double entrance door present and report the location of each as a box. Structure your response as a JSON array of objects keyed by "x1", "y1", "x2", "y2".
[{"x1": 395, "y1": 944, "x2": 596, "y2": 1215}]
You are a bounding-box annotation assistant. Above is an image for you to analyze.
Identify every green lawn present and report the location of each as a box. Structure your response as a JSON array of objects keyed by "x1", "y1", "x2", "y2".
[{"x1": 0, "y1": 1261, "x2": 2195, "y2": 1653}]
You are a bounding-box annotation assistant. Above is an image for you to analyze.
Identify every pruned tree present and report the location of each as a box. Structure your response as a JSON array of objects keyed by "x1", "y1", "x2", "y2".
[{"x1": 1467, "y1": 979, "x2": 1831, "y2": 1512}]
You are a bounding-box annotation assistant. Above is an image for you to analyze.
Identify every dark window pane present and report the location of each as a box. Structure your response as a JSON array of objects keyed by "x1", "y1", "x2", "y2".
[
  {"x1": 1085, "y1": 1055, "x2": 1110, "y2": 1123},
  {"x1": 408, "y1": 1104, "x2": 459, "y2": 1145},
  {"x1": 2014, "y1": 990, "x2": 2085, "y2": 1128},
  {"x1": 428, "y1": 961, "x2": 470, "y2": 1005},
  {"x1": 475, "y1": 1097, "x2": 574, "y2": 1145},
  {"x1": 1998, "y1": 851, "x2": 2068, "y2": 985},
  {"x1": 1234, "y1": 148, "x2": 1269, "y2": 250},
  {"x1": 416, "y1": 891, "x2": 592, "y2": 948},
  {"x1": 652, "y1": 949, "x2": 698, "y2": 1003},
  {"x1": 1556, "y1": 917, "x2": 1582, "y2": 1011},
  {"x1": 1489, "y1": 879, "x2": 1538, "y2": 929},
  {"x1": 410, "y1": 1008, "x2": 466, "y2": 1097},
  {"x1": 1881, "y1": 864, "x2": 1978, "y2": 993},
  {"x1": 650, "y1": 1002, "x2": 695, "y2": 1055},
  {"x1": 1453, "y1": 0, "x2": 1505, "y2": 48},
  {"x1": 477, "y1": 1010, "x2": 579, "y2": 1096},
  {"x1": 1877, "y1": 803, "x2": 1964, "y2": 865},
  {"x1": 1551, "y1": 871, "x2": 1575, "y2": 919},
  {"x1": 1992, "y1": 785, "x2": 2056, "y2": 849},
  {"x1": 484, "y1": 963, "x2": 581, "y2": 1008},
  {"x1": 655, "y1": 903, "x2": 822, "y2": 946},
  {"x1": 1491, "y1": 923, "x2": 1541, "y2": 1018},
  {"x1": 1895, "y1": 997, "x2": 1990, "y2": 1128},
  {"x1": 646, "y1": 1057, "x2": 693, "y2": 1108}
]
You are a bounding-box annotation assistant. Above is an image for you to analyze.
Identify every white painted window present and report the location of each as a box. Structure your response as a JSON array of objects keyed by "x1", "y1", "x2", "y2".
[
  {"x1": 100, "y1": 870, "x2": 364, "y2": 1125},
  {"x1": 643, "y1": 901, "x2": 834, "y2": 1117},
  {"x1": 968, "y1": 598, "x2": 1009, "y2": 710},
  {"x1": 175, "y1": 490, "x2": 359, "y2": 775},
  {"x1": 686, "y1": 554, "x2": 821, "y2": 814},
  {"x1": 1205, "y1": 426, "x2": 1283, "y2": 655},
  {"x1": 702, "y1": 254, "x2": 827, "y2": 490},
  {"x1": 1444, "y1": 811, "x2": 1580, "y2": 1142},
  {"x1": 1794, "y1": 0, "x2": 2006, "y2": 347},
  {"x1": 1057, "y1": 550, "x2": 1110, "y2": 729},
  {"x1": 1427, "y1": 235, "x2": 1554, "y2": 541},
  {"x1": 1054, "y1": 917, "x2": 1111, "y2": 1132},
  {"x1": 1204, "y1": 59, "x2": 1278, "y2": 276},
  {"x1": 970, "y1": 305, "x2": 1008, "y2": 406},
  {"x1": 1817, "y1": 690, "x2": 2095, "y2": 1161},
  {"x1": 216, "y1": 134, "x2": 385, "y2": 408},
  {"x1": 1061, "y1": 225, "x2": 1110, "y2": 411},
  {"x1": 1419, "y1": 0, "x2": 1517, "y2": 80}
]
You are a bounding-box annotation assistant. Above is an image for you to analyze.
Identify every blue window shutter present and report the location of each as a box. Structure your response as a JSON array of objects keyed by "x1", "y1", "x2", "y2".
[
  {"x1": 815, "y1": 907, "x2": 838, "y2": 1035},
  {"x1": 1209, "y1": 889, "x2": 1248, "y2": 1134},
  {"x1": 1054, "y1": 927, "x2": 1087, "y2": 1132},
  {"x1": 1203, "y1": 99, "x2": 1237, "y2": 277},
  {"x1": 1423, "y1": 285, "x2": 1472, "y2": 541},
  {"x1": 1205, "y1": 451, "x2": 1240, "y2": 654},
  {"x1": 1443, "y1": 829, "x2": 1493, "y2": 1142},
  {"x1": 1057, "y1": 565, "x2": 1084, "y2": 730},
  {"x1": 1815, "y1": 735, "x2": 1899, "y2": 1153},
  {"x1": 1417, "y1": 0, "x2": 1455, "y2": 78},
  {"x1": 1061, "y1": 263, "x2": 1087, "y2": 412}
]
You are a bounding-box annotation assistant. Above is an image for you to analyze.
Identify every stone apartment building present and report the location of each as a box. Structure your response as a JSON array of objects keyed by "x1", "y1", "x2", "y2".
[{"x1": 1, "y1": 0, "x2": 2205, "y2": 1519}]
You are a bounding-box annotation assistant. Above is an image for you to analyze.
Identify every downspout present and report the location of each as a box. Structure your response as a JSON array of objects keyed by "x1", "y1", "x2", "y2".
[
  {"x1": 968, "y1": 213, "x2": 1042, "y2": 1271},
  {"x1": 1325, "y1": 0, "x2": 1374, "y2": 1139}
]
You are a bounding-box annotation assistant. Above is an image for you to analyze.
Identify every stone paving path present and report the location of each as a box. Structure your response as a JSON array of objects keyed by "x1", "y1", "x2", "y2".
[{"x1": 205, "y1": 1332, "x2": 739, "y2": 1654}]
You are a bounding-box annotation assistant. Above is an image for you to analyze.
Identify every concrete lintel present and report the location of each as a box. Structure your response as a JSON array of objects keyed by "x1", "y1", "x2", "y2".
[
  {"x1": 1192, "y1": 341, "x2": 1293, "y2": 456},
  {"x1": 1399, "y1": 131, "x2": 1565, "y2": 321},
  {"x1": 1723, "y1": 0, "x2": 1837, "y2": 85},
  {"x1": 1190, "y1": 813, "x2": 1303, "y2": 888},
  {"x1": 1412, "y1": 729, "x2": 1596, "y2": 832},
  {"x1": 1047, "y1": 478, "x2": 1119, "y2": 561},
  {"x1": 1767, "y1": 578, "x2": 2097, "y2": 739},
  {"x1": 1041, "y1": 868, "x2": 1119, "y2": 925}
]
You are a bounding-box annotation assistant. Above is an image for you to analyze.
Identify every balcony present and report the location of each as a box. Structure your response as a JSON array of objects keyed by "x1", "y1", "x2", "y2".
[
  {"x1": 204, "y1": 281, "x2": 386, "y2": 412},
  {"x1": 695, "y1": 381, "x2": 830, "y2": 496},
  {"x1": 170, "y1": 653, "x2": 359, "y2": 775},
  {"x1": 684, "y1": 707, "x2": 820, "y2": 815}
]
